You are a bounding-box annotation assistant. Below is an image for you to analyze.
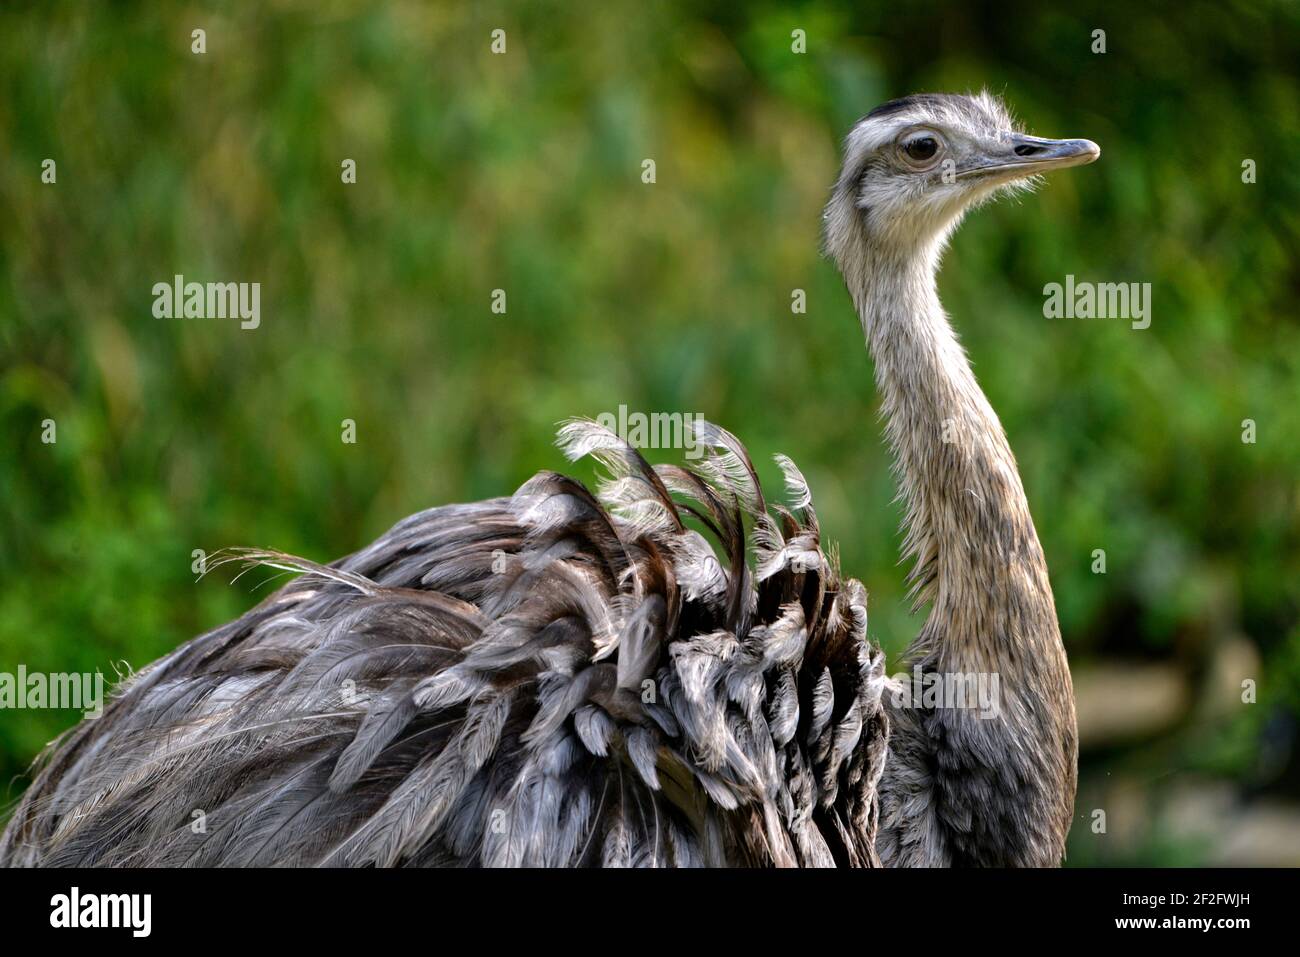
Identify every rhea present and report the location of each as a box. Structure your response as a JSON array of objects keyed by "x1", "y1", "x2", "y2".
[{"x1": 1, "y1": 92, "x2": 1097, "y2": 868}]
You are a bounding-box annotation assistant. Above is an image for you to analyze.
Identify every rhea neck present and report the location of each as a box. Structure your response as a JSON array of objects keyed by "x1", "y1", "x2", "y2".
[
  {"x1": 841, "y1": 214, "x2": 1076, "y2": 867},
  {"x1": 840, "y1": 223, "x2": 1057, "y2": 672}
]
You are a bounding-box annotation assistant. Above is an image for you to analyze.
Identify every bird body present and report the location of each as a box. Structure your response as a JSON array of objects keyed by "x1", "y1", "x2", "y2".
[
  {"x1": 2, "y1": 432, "x2": 889, "y2": 867},
  {"x1": 1, "y1": 92, "x2": 1095, "y2": 867}
]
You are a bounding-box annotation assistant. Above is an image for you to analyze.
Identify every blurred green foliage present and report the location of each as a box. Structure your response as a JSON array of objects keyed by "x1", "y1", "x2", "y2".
[{"x1": 1, "y1": 0, "x2": 1298, "y2": 863}]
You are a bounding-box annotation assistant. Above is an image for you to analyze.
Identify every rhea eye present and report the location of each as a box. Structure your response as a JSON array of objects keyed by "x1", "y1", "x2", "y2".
[{"x1": 904, "y1": 137, "x2": 938, "y2": 161}]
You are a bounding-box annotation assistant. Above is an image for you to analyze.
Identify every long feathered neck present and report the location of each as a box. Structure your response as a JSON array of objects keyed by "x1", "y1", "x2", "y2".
[
  {"x1": 842, "y1": 235, "x2": 1057, "y2": 663},
  {"x1": 840, "y1": 228, "x2": 1077, "y2": 867},
  {"x1": 846, "y1": 239, "x2": 1052, "y2": 657}
]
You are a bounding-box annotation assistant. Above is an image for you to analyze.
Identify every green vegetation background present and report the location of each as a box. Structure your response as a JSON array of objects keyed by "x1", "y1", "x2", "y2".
[{"x1": 1, "y1": 1, "x2": 1297, "y2": 864}]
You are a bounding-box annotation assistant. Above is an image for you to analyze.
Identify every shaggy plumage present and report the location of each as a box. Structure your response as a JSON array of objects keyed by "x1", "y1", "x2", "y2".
[{"x1": 1, "y1": 421, "x2": 888, "y2": 867}]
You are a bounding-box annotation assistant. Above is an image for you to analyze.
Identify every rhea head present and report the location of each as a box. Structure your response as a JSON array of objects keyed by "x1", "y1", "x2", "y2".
[{"x1": 824, "y1": 91, "x2": 1099, "y2": 264}]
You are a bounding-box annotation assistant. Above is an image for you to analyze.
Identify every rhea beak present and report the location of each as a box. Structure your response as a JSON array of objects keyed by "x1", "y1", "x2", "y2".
[{"x1": 960, "y1": 134, "x2": 1101, "y2": 180}]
